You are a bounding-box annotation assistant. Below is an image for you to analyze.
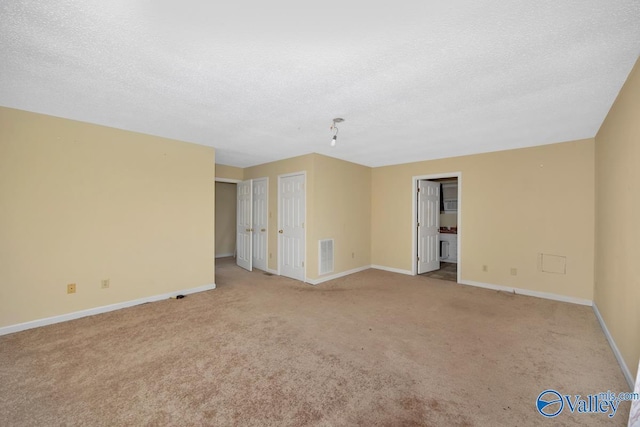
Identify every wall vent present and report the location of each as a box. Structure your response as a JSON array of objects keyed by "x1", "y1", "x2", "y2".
[{"x1": 319, "y1": 239, "x2": 334, "y2": 276}]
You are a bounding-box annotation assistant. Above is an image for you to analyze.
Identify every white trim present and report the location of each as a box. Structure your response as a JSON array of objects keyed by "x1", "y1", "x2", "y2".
[
  {"x1": 458, "y1": 279, "x2": 592, "y2": 306},
  {"x1": 0, "y1": 283, "x2": 216, "y2": 337},
  {"x1": 371, "y1": 265, "x2": 413, "y2": 276},
  {"x1": 215, "y1": 178, "x2": 241, "y2": 184},
  {"x1": 593, "y1": 303, "x2": 634, "y2": 389},
  {"x1": 515, "y1": 288, "x2": 592, "y2": 306},
  {"x1": 215, "y1": 253, "x2": 234, "y2": 258},
  {"x1": 306, "y1": 266, "x2": 370, "y2": 285},
  {"x1": 458, "y1": 279, "x2": 513, "y2": 293},
  {"x1": 411, "y1": 172, "x2": 462, "y2": 284}
]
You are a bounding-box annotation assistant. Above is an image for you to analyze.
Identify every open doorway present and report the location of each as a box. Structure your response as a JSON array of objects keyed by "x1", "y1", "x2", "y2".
[
  {"x1": 215, "y1": 181, "x2": 238, "y2": 259},
  {"x1": 412, "y1": 172, "x2": 461, "y2": 283}
]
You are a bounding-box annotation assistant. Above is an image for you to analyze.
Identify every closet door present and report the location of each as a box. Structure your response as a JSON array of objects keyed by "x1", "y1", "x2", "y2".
[
  {"x1": 236, "y1": 180, "x2": 253, "y2": 271},
  {"x1": 252, "y1": 178, "x2": 268, "y2": 271},
  {"x1": 278, "y1": 173, "x2": 305, "y2": 281}
]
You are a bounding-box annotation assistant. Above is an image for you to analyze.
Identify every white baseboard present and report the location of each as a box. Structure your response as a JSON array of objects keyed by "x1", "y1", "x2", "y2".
[
  {"x1": 306, "y1": 266, "x2": 371, "y2": 285},
  {"x1": 371, "y1": 265, "x2": 413, "y2": 276},
  {"x1": 215, "y1": 253, "x2": 234, "y2": 258},
  {"x1": 459, "y1": 279, "x2": 593, "y2": 306},
  {"x1": 0, "y1": 283, "x2": 217, "y2": 337},
  {"x1": 593, "y1": 302, "x2": 634, "y2": 389}
]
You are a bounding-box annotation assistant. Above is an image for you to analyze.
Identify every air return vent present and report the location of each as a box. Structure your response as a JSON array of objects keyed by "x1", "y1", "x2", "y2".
[{"x1": 319, "y1": 239, "x2": 334, "y2": 275}]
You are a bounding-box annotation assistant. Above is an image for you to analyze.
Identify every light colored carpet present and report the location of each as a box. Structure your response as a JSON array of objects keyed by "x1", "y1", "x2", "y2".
[{"x1": 0, "y1": 257, "x2": 631, "y2": 426}]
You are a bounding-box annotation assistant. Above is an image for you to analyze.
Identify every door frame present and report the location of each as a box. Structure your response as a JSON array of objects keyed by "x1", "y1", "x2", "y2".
[
  {"x1": 411, "y1": 172, "x2": 462, "y2": 282},
  {"x1": 277, "y1": 171, "x2": 307, "y2": 282},
  {"x1": 214, "y1": 177, "x2": 241, "y2": 260}
]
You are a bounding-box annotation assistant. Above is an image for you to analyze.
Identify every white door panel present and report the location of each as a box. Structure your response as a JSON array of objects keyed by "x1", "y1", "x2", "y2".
[
  {"x1": 252, "y1": 178, "x2": 268, "y2": 271},
  {"x1": 279, "y1": 174, "x2": 305, "y2": 281},
  {"x1": 236, "y1": 180, "x2": 252, "y2": 271},
  {"x1": 417, "y1": 180, "x2": 440, "y2": 274}
]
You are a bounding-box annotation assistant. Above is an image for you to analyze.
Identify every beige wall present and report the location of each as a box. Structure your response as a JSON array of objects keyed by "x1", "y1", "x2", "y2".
[
  {"x1": 440, "y1": 213, "x2": 458, "y2": 228},
  {"x1": 0, "y1": 107, "x2": 215, "y2": 328},
  {"x1": 372, "y1": 139, "x2": 595, "y2": 300},
  {"x1": 215, "y1": 182, "x2": 237, "y2": 257},
  {"x1": 215, "y1": 164, "x2": 244, "y2": 181},
  {"x1": 311, "y1": 155, "x2": 371, "y2": 278},
  {"x1": 595, "y1": 58, "x2": 640, "y2": 380}
]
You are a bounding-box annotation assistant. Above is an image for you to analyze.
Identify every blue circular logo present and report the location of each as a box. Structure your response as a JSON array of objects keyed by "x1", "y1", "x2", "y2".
[{"x1": 537, "y1": 389, "x2": 564, "y2": 417}]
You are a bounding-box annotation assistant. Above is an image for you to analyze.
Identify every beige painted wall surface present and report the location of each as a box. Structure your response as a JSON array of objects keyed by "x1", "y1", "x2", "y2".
[
  {"x1": 372, "y1": 139, "x2": 595, "y2": 300},
  {"x1": 215, "y1": 182, "x2": 237, "y2": 257},
  {"x1": 244, "y1": 154, "x2": 315, "y2": 273},
  {"x1": 215, "y1": 164, "x2": 243, "y2": 181},
  {"x1": 310, "y1": 155, "x2": 371, "y2": 279},
  {"x1": 440, "y1": 213, "x2": 458, "y2": 228},
  {"x1": 0, "y1": 108, "x2": 215, "y2": 328},
  {"x1": 595, "y1": 57, "x2": 640, "y2": 380}
]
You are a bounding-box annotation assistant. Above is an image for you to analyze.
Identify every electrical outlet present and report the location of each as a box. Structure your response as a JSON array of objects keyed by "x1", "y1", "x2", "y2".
[
  {"x1": 101, "y1": 279, "x2": 110, "y2": 289},
  {"x1": 67, "y1": 283, "x2": 76, "y2": 294},
  {"x1": 510, "y1": 268, "x2": 517, "y2": 276},
  {"x1": 482, "y1": 265, "x2": 488, "y2": 272}
]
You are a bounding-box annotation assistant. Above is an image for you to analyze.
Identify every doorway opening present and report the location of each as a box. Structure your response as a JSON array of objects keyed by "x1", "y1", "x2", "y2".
[
  {"x1": 412, "y1": 172, "x2": 461, "y2": 283},
  {"x1": 215, "y1": 181, "x2": 238, "y2": 260}
]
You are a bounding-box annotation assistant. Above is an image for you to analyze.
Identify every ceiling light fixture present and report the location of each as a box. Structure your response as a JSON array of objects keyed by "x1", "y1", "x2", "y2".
[{"x1": 330, "y1": 118, "x2": 344, "y2": 147}]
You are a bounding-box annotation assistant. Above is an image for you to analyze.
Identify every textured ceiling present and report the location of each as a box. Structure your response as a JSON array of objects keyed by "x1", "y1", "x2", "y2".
[{"x1": 1, "y1": 1, "x2": 639, "y2": 168}]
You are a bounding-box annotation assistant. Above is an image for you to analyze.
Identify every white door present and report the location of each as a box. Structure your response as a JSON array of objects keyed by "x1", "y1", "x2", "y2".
[
  {"x1": 278, "y1": 173, "x2": 305, "y2": 281},
  {"x1": 236, "y1": 179, "x2": 252, "y2": 271},
  {"x1": 252, "y1": 178, "x2": 268, "y2": 271},
  {"x1": 417, "y1": 180, "x2": 440, "y2": 274}
]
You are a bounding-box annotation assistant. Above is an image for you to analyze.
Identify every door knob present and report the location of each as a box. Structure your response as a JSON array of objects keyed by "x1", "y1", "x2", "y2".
[
  {"x1": 261, "y1": 228, "x2": 266, "y2": 232},
  {"x1": 246, "y1": 228, "x2": 251, "y2": 232},
  {"x1": 278, "y1": 229, "x2": 283, "y2": 234}
]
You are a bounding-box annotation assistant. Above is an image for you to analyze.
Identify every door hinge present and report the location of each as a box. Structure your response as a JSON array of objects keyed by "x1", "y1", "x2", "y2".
[
  {"x1": 417, "y1": 222, "x2": 420, "y2": 227},
  {"x1": 417, "y1": 256, "x2": 420, "y2": 261},
  {"x1": 417, "y1": 187, "x2": 420, "y2": 193},
  {"x1": 302, "y1": 261, "x2": 304, "y2": 267}
]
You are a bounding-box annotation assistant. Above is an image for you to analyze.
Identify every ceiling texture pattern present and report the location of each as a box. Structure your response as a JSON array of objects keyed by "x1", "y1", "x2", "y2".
[{"x1": 1, "y1": 1, "x2": 639, "y2": 167}]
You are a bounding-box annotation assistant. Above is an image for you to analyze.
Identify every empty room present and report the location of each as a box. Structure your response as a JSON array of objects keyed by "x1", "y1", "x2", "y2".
[{"x1": 1, "y1": 1, "x2": 640, "y2": 426}]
